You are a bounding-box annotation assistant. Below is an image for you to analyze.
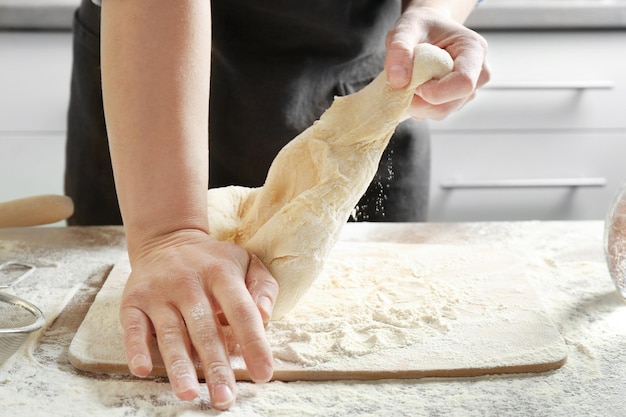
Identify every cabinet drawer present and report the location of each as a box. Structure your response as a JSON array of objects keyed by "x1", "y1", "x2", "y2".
[
  {"x1": 431, "y1": 31, "x2": 626, "y2": 131},
  {"x1": 0, "y1": 134, "x2": 65, "y2": 203},
  {"x1": 0, "y1": 32, "x2": 73, "y2": 132},
  {"x1": 429, "y1": 131, "x2": 626, "y2": 221}
]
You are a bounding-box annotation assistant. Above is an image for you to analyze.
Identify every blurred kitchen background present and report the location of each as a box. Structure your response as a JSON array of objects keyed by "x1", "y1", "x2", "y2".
[{"x1": 1, "y1": 0, "x2": 626, "y2": 222}]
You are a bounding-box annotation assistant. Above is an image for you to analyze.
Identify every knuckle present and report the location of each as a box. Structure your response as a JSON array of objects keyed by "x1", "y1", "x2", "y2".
[
  {"x1": 459, "y1": 75, "x2": 477, "y2": 95},
  {"x1": 259, "y1": 283, "x2": 279, "y2": 308},
  {"x1": 120, "y1": 307, "x2": 142, "y2": 328},
  {"x1": 247, "y1": 273, "x2": 279, "y2": 298},
  {"x1": 260, "y1": 274, "x2": 280, "y2": 293},
  {"x1": 170, "y1": 358, "x2": 192, "y2": 374},
  {"x1": 170, "y1": 270, "x2": 203, "y2": 290},
  {"x1": 189, "y1": 303, "x2": 212, "y2": 324},
  {"x1": 238, "y1": 334, "x2": 266, "y2": 356},
  {"x1": 203, "y1": 259, "x2": 242, "y2": 285},
  {"x1": 119, "y1": 307, "x2": 152, "y2": 341},
  {"x1": 247, "y1": 256, "x2": 279, "y2": 297},
  {"x1": 432, "y1": 103, "x2": 460, "y2": 120},
  {"x1": 218, "y1": 302, "x2": 254, "y2": 332},
  {"x1": 120, "y1": 291, "x2": 148, "y2": 312},
  {"x1": 388, "y1": 39, "x2": 413, "y2": 57},
  {"x1": 157, "y1": 323, "x2": 184, "y2": 348},
  {"x1": 475, "y1": 33, "x2": 489, "y2": 51},
  {"x1": 231, "y1": 299, "x2": 259, "y2": 322},
  {"x1": 461, "y1": 29, "x2": 489, "y2": 53},
  {"x1": 123, "y1": 322, "x2": 146, "y2": 343},
  {"x1": 204, "y1": 360, "x2": 232, "y2": 384},
  {"x1": 189, "y1": 316, "x2": 220, "y2": 350},
  {"x1": 389, "y1": 14, "x2": 416, "y2": 37}
]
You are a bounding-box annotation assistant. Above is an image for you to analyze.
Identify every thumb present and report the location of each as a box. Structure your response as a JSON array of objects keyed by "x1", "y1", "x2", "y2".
[
  {"x1": 385, "y1": 36, "x2": 414, "y2": 89},
  {"x1": 385, "y1": 12, "x2": 427, "y2": 89}
]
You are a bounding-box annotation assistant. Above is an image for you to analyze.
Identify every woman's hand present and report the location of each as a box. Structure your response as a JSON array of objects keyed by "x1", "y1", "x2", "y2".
[
  {"x1": 100, "y1": 0, "x2": 275, "y2": 408},
  {"x1": 385, "y1": 2, "x2": 490, "y2": 120},
  {"x1": 119, "y1": 229, "x2": 279, "y2": 410}
]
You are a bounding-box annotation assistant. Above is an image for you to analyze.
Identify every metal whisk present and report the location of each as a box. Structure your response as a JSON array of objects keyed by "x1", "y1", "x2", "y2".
[{"x1": 0, "y1": 262, "x2": 45, "y2": 365}]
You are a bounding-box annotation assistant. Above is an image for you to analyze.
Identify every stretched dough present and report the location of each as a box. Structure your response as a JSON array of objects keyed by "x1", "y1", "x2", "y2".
[{"x1": 207, "y1": 44, "x2": 454, "y2": 319}]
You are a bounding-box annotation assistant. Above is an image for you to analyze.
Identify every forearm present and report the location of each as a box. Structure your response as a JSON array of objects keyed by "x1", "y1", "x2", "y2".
[
  {"x1": 100, "y1": 0, "x2": 211, "y2": 256},
  {"x1": 402, "y1": 0, "x2": 479, "y2": 22}
]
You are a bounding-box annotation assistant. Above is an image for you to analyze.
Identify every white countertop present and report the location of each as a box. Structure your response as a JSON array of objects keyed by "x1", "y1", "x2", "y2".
[
  {"x1": 0, "y1": 222, "x2": 625, "y2": 416},
  {"x1": 2, "y1": 0, "x2": 626, "y2": 30}
]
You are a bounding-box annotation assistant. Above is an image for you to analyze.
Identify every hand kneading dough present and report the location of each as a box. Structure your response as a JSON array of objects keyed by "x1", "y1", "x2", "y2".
[{"x1": 207, "y1": 44, "x2": 454, "y2": 319}]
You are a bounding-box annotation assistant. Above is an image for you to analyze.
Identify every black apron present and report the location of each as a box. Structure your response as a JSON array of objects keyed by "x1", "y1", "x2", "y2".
[{"x1": 65, "y1": 0, "x2": 431, "y2": 225}]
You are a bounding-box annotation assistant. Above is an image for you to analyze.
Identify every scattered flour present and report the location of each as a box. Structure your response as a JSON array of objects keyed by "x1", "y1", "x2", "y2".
[
  {"x1": 1, "y1": 223, "x2": 625, "y2": 416},
  {"x1": 71, "y1": 239, "x2": 566, "y2": 379},
  {"x1": 266, "y1": 243, "x2": 464, "y2": 366}
]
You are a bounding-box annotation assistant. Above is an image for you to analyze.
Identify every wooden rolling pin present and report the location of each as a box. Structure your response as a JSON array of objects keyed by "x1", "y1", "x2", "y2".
[{"x1": 0, "y1": 195, "x2": 74, "y2": 227}]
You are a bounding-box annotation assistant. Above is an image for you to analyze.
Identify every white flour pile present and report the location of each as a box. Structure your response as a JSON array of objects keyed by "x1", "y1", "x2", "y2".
[{"x1": 267, "y1": 243, "x2": 483, "y2": 366}]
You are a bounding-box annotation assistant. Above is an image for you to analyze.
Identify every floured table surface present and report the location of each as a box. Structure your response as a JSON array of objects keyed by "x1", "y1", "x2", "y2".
[{"x1": 69, "y1": 242, "x2": 567, "y2": 381}]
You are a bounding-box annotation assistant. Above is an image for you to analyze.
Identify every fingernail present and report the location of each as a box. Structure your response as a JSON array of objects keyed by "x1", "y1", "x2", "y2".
[
  {"x1": 389, "y1": 65, "x2": 409, "y2": 88},
  {"x1": 212, "y1": 384, "x2": 235, "y2": 409},
  {"x1": 176, "y1": 375, "x2": 199, "y2": 400},
  {"x1": 130, "y1": 354, "x2": 151, "y2": 377},
  {"x1": 251, "y1": 359, "x2": 273, "y2": 383}
]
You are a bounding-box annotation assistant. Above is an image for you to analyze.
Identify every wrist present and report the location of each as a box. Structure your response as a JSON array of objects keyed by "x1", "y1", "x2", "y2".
[
  {"x1": 123, "y1": 200, "x2": 210, "y2": 260},
  {"x1": 125, "y1": 223, "x2": 211, "y2": 264}
]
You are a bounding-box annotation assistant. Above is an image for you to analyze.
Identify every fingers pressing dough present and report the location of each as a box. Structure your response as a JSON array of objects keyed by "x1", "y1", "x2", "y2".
[{"x1": 207, "y1": 44, "x2": 454, "y2": 319}]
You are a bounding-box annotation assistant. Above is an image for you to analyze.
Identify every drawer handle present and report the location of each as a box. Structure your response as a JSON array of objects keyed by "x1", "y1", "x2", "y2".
[
  {"x1": 484, "y1": 80, "x2": 614, "y2": 90},
  {"x1": 440, "y1": 177, "x2": 607, "y2": 190}
]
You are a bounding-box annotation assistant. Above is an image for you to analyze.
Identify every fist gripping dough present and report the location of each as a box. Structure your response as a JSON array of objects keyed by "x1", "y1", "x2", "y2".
[{"x1": 207, "y1": 44, "x2": 453, "y2": 319}]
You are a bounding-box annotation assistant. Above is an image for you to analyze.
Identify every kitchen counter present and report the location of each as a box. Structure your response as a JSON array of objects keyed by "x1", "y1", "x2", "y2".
[
  {"x1": 1, "y1": 222, "x2": 624, "y2": 416},
  {"x1": 2, "y1": 0, "x2": 626, "y2": 30}
]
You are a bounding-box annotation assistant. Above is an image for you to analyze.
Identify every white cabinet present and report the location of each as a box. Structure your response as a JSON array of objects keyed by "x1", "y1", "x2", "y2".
[
  {"x1": 429, "y1": 30, "x2": 626, "y2": 221},
  {"x1": 430, "y1": 132, "x2": 624, "y2": 221},
  {"x1": 0, "y1": 31, "x2": 72, "y2": 204},
  {"x1": 0, "y1": 134, "x2": 66, "y2": 200},
  {"x1": 2, "y1": 30, "x2": 625, "y2": 223}
]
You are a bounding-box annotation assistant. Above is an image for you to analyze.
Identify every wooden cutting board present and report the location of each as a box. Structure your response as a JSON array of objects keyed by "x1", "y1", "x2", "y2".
[{"x1": 69, "y1": 242, "x2": 567, "y2": 381}]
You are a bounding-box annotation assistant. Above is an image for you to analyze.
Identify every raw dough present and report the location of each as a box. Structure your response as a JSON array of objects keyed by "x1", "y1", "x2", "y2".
[{"x1": 207, "y1": 44, "x2": 454, "y2": 318}]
